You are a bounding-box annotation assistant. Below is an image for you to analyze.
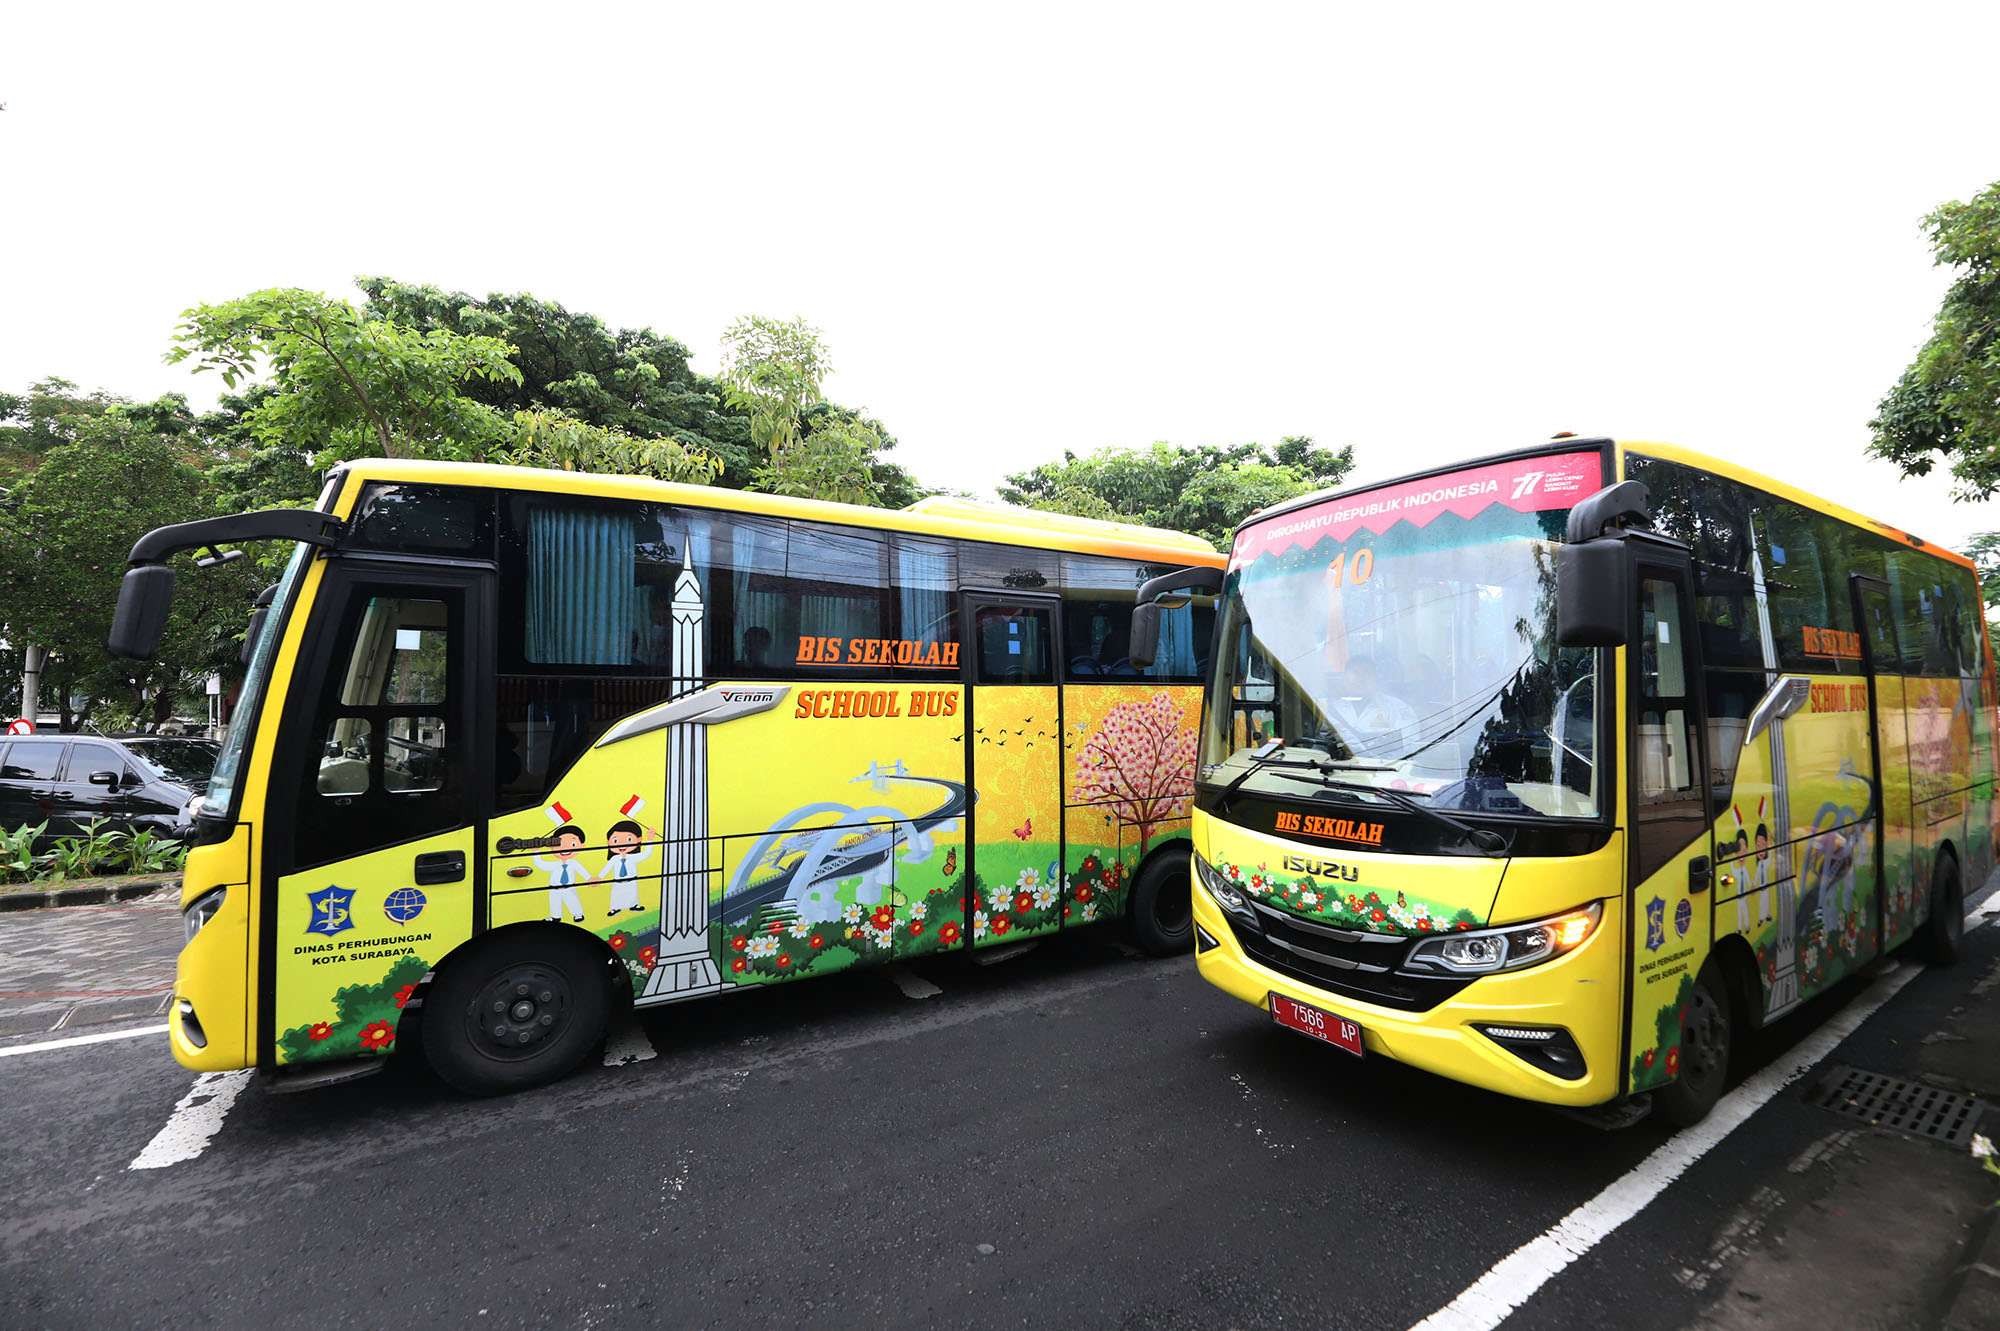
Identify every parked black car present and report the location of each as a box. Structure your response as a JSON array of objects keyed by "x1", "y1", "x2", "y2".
[{"x1": 0, "y1": 734, "x2": 211, "y2": 843}]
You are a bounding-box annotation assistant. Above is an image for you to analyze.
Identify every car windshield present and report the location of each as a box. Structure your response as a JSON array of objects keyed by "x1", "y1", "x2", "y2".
[
  {"x1": 1202, "y1": 451, "x2": 1604, "y2": 820},
  {"x1": 129, "y1": 739, "x2": 219, "y2": 786}
]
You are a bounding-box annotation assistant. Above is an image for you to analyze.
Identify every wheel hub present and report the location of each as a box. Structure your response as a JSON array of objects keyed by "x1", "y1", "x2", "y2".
[{"x1": 468, "y1": 967, "x2": 570, "y2": 1059}]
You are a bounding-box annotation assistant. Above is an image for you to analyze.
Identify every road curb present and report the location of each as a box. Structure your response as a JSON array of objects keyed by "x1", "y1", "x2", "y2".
[
  {"x1": 1942, "y1": 1198, "x2": 2000, "y2": 1331},
  {"x1": 0, "y1": 878, "x2": 175, "y2": 912}
]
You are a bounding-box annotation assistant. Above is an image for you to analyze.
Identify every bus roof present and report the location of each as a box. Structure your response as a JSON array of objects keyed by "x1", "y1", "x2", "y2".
[
  {"x1": 333, "y1": 459, "x2": 1222, "y2": 566},
  {"x1": 1619, "y1": 440, "x2": 1976, "y2": 571}
]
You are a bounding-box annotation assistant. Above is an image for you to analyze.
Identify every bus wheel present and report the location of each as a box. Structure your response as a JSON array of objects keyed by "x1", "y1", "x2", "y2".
[
  {"x1": 1129, "y1": 848, "x2": 1193, "y2": 956},
  {"x1": 422, "y1": 931, "x2": 610, "y2": 1096},
  {"x1": 1917, "y1": 852, "x2": 1964, "y2": 966},
  {"x1": 1654, "y1": 959, "x2": 1732, "y2": 1128}
]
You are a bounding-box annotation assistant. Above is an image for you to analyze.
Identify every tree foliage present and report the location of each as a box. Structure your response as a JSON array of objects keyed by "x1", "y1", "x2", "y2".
[
  {"x1": 1870, "y1": 178, "x2": 2000, "y2": 496},
  {"x1": 0, "y1": 387, "x2": 259, "y2": 729},
  {"x1": 499, "y1": 410, "x2": 721, "y2": 484},
  {"x1": 1000, "y1": 437, "x2": 1355, "y2": 549}
]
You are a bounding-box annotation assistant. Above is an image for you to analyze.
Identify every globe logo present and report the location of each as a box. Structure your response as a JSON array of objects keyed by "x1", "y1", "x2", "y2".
[{"x1": 383, "y1": 886, "x2": 428, "y2": 924}]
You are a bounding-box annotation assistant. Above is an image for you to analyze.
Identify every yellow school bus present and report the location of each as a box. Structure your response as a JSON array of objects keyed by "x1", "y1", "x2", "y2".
[
  {"x1": 112, "y1": 461, "x2": 1220, "y2": 1093},
  {"x1": 1137, "y1": 439, "x2": 1995, "y2": 1125}
]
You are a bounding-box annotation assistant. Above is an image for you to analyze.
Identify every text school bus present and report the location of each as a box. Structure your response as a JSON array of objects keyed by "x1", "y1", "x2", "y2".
[
  {"x1": 111, "y1": 463, "x2": 1220, "y2": 1092},
  {"x1": 1135, "y1": 439, "x2": 1994, "y2": 1125}
]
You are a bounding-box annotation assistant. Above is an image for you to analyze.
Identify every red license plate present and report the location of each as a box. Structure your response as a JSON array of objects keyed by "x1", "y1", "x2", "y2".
[{"x1": 1270, "y1": 994, "x2": 1363, "y2": 1057}]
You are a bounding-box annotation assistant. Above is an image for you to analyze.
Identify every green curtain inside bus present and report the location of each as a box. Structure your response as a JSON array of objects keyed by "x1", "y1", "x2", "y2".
[
  {"x1": 896, "y1": 540, "x2": 954, "y2": 646},
  {"x1": 1148, "y1": 603, "x2": 1197, "y2": 677},
  {"x1": 527, "y1": 507, "x2": 639, "y2": 665}
]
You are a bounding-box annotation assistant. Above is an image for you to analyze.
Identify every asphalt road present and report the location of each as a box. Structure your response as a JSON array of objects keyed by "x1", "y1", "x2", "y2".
[{"x1": 2, "y1": 882, "x2": 1995, "y2": 1331}]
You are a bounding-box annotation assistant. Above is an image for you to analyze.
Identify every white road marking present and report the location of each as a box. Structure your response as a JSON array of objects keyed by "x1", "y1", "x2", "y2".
[
  {"x1": 602, "y1": 1012, "x2": 658, "y2": 1067},
  {"x1": 884, "y1": 964, "x2": 942, "y2": 1000},
  {"x1": 0, "y1": 1023, "x2": 167, "y2": 1059},
  {"x1": 128, "y1": 1070, "x2": 254, "y2": 1171}
]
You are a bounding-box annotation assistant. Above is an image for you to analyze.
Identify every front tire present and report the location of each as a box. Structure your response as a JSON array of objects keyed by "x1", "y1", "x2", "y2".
[
  {"x1": 1917, "y1": 852, "x2": 1964, "y2": 966},
  {"x1": 1654, "y1": 959, "x2": 1733, "y2": 1128},
  {"x1": 1129, "y1": 848, "x2": 1193, "y2": 956},
  {"x1": 422, "y1": 930, "x2": 610, "y2": 1096}
]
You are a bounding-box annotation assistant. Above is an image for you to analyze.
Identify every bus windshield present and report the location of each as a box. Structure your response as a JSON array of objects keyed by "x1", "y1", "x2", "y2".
[
  {"x1": 203, "y1": 540, "x2": 310, "y2": 817},
  {"x1": 1202, "y1": 451, "x2": 1604, "y2": 821}
]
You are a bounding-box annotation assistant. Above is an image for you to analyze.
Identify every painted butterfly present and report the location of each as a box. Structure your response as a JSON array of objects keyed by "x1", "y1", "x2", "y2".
[
  {"x1": 943, "y1": 848, "x2": 957, "y2": 877},
  {"x1": 1013, "y1": 817, "x2": 1032, "y2": 841}
]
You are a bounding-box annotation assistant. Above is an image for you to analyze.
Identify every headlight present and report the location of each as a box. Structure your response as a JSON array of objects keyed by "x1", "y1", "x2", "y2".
[
  {"x1": 1400, "y1": 901, "x2": 1601, "y2": 976},
  {"x1": 1196, "y1": 855, "x2": 1255, "y2": 918},
  {"x1": 183, "y1": 887, "x2": 226, "y2": 944}
]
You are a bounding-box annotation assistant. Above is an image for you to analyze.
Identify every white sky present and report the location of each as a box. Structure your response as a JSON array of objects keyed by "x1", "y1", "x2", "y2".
[{"x1": 4, "y1": 3, "x2": 1998, "y2": 551}]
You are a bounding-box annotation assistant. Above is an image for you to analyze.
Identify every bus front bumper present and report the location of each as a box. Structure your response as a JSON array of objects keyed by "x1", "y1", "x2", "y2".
[{"x1": 1193, "y1": 886, "x2": 1625, "y2": 1108}]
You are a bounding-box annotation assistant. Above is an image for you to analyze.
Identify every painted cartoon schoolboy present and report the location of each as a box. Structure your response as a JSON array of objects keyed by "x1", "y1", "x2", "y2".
[
  {"x1": 534, "y1": 824, "x2": 590, "y2": 922},
  {"x1": 1732, "y1": 830, "x2": 1754, "y2": 933},
  {"x1": 600, "y1": 819, "x2": 658, "y2": 916}
]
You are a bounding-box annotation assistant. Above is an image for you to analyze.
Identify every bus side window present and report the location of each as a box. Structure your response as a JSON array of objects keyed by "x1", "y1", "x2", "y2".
[{"x1": 1637, "y1": 577, "x2": 1696, "y2": 799}]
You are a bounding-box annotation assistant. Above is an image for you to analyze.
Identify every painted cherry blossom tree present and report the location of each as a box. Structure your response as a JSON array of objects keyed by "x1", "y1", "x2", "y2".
[{"x1": 1074, "y1": 692, "x2": 1197, "y2": 854}]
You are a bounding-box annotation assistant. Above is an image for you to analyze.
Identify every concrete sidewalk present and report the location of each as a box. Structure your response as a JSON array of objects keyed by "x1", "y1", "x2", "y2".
[
  {"x1": 0, "y1": 886, "x2": 180, "y2": 1041},
  {"x1": 1692, "y1": 883, "x2": 2000, "y2": 1331}
]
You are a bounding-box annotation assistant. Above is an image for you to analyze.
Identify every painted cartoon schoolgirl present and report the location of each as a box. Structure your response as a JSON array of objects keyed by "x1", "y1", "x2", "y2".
[
  {"x1": 1753, "y1": 822, "x2": 1773, "y2": 926},
  {"x1": 535, "y1": 824, "x2": 591, "y2": 923},
  {"x1": 600, "y1": 818, "x2": 659, "y2": 916},
  {"x1": 1732, "y1": 829, "x2": 1753, "y2": 933}
]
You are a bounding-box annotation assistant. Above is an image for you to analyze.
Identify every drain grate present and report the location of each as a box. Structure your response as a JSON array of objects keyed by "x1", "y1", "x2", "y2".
[{"x1": 1804, "y1": 1066, "x2": 1986, "y2": 1147}]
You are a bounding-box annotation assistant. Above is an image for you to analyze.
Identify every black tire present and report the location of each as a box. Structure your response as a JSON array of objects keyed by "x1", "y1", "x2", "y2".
[
  {"x1": 1917, "y1": 852, "x2": 1965, "y2": 966},
  {"x1": 1128, "y1": 849, "x2": 1193, "y2": 956},
  {"x1": 1654, "y1": 959, "x2": 1733, "y2": 1128},
  {"x1": 422, "y1": 930, "x2": 611, "y2": 1096}
]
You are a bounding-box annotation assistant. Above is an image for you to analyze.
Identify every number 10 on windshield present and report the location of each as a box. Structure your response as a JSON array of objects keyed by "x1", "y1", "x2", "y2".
[{"x1": 1326, "y1": 548, "x2": 1375, "y2": 588}]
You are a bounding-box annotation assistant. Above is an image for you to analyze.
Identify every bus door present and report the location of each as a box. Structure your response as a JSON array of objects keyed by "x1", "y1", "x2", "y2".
[
  {"x1": 962, "y1": 592, "x2": 1064, "y2": 947},
  {"x1": 1854, "y1": 574, "x2": 1914, "y2": 949},
  {"x1": 262, "y1": 562, "x2": 491, "y2": 1069},
  {"x1": 1624, "y1": 543, "x2": 1717, "y2": 1096}
]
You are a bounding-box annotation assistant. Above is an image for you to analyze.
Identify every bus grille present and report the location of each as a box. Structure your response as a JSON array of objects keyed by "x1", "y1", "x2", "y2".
[{"x1": 1225, "y1": 901, "x2": 1476, "y2": 1013}]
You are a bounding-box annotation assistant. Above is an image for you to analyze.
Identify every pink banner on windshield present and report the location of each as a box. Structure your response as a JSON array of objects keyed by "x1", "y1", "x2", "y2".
[{"x1": 1231, "y1": 450, "x2": 1602, "y2": 567}]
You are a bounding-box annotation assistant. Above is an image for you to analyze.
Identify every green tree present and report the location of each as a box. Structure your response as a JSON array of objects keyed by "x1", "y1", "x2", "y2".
[
  {"x1": 754, "y1": 415, "x2": 882, "y2": 505},
  {"x1": 0, "y1": 377, "x2": 121, "y2": 483},
  {"x1": 169, "y1": 287, "x2": 524, "y2": 464},
  {"x1": 500, "y1": 409, "x2": 721, "y2": 484},
  {"x1": 1001, "y1": 437, "x2": 1355, "y2": 548},
  {"x1": 1870, "y1": 178, "x2": 2000, "y2": 495},
  {"x1": 719, "y1": 315, "x2": 833, "y2": 459},
  {"x1": 0, "y1": 392, "x2": 260, "y2": 730}
]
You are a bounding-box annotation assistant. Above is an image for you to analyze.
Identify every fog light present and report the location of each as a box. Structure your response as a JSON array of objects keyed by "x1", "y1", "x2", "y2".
[{"x1": 1475, "y1": 1023, "x2": 1584, "y2": 1080}]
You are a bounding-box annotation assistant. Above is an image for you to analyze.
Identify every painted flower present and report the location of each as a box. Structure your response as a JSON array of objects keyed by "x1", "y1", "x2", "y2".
[
  {"x1": 993, "y1": 915, "x2": 1013, "y2": 935},
  {"x1": 1081, "y1": 855, "x2": 1100, "y2": 873},
  {"x1": 1017, "y1": 867, "x2": 1041, "y2": 891},
  {"x1": 1076, "y1": 884, "x2": 1094, "y2": 904},
  {"x1": 1227, "y1": 864, "x2": 1241, "y2": 880},
  {"x1": 910, "y1": 900, "x2": 927, "y2": 922},
  {"x1": 307, "y1": 1021, "x2": 333, "y2": 1042},
  {"x1": 393, "y1": 984, "x2": 417, "y2": 1009},
  {"x1": 731, "y1": 956, "x2": 748, "y2": 973},
  {"x1": 843, "y1": 903, "x2": 866, "y2": 924},
  {"x1": 1082, "y1": 901, "x2": 1098, "y2": 921},
  {"x1": 766, "y1": 920, "x2": 786, "y2": 935},
  {"x1": 1365, "y1": 892, "x2": 1381, "y2": 906},
  {"x1": 1347, "y1": 896, "x2": 1362, "y2": 912},
  {"x1": 1369, "y1": 908, "x2": 1386, "y2": 923},
  {"x1": 809, "y1": 933, "x2": 826, "y2": 949},
  {"x1": 1062, "y1": 905, "x2": 1072, "y2": 919},
  {"x1": 1014, "y1": 891, "x2": 1035, "y2": 915},
  {"x1": 731, "y1": 935, "x2": 749, "y2": 953},
  {"x1": 639, "y1": 945, "x2": 657, "y2": 971},
  {"x1": 938, "y1": 921, "x2": 962, "y2": 945},
  {"x1": 746, "y1": 935, "x2": 779, "y2": 959},
  {"x1": 975, "y1": 909, "x2": 991, "y2": 937},
  {"x1": 1665, "y1": 1047, "x2": 1681, "y2": 1077},
  {"x1": 908, "y1": 919, "x2": 926, "y2": 936},
  {"x1": 1456, "y1": 921, "x2": 1473, "y2": 931},
  {"x1": 775, "y1": 953, "x2": 792, "y2": 970},
  {"x1": 1299, "y1": 890, "x2": 1320, "y2": 908},
  {"x1": 871, "y1": 904, "x2": 895, "y2": 930},
  {"x1": 1250, "y1": 875, "x2": 1264, "y2": 889},
  {"x1": 1973, "y1": 1134, "x2": 1995, "y2": 1161},
  {"x1": 1417, "y1": 917, "x2": 1434, "y2": 933},
  {"x1": 359, "y1": 1020, "x2": 395, "y2": 1051},
  {"x1": 1641, "y1": 1047, "x2": 1656, "y2": 1068},
  {"x1": 1033, "y1": 884, "x2": 1056, "y2": 909},
  {"x1": 788, "y1": 921, "x2": 811, "y2": 939},
  {"x1": 609, "y1": 932, "x2": 630, "y2": 952}
]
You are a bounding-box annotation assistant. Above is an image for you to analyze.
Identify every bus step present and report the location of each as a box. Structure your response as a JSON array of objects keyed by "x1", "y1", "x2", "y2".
[
  {"x1": 1555, "y1": 1095, "x2": 1654, "y2": 1131},
  {"x1": 972, "y1": 941, "x2": 1040, "y2": 967},
  {"x1": 260, "y1": 1057, "x2": 388, "y2": 1094}
]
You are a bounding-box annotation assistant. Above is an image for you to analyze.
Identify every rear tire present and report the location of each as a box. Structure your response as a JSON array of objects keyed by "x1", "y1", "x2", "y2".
[
  {"x1": 1917, "y1": 852, "x2": 1965, "y2": 966},
  {"x1": 422, "y1": 930, "x2": 610, "y2": 1096},
  {"x1": 1654, "y1": 959, "x2": 1732, "y2": 1128},
  {"x1": 1129, "y1": 848, "x2": 1193, "y2": 956}
]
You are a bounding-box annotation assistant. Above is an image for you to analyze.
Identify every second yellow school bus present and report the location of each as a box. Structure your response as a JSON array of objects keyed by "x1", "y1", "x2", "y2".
[
  {"x1": 112, "y1": 461, "x2": 1221, "y2": 1093},
  {"x1": 1140, "y1": 438, "x2": 1995, "y2": 1125}
]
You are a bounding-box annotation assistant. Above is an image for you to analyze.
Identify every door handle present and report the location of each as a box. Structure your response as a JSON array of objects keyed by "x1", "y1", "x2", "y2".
[
  {"x1": 1688, "y1": 855, "x2": 1712, "y2": 894},
  {"x1": 413, "y1": 850, "x2": 466, "y2": 885}
]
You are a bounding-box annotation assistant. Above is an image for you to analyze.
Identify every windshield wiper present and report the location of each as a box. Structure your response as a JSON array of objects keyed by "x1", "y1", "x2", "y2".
[
  {"x1": 1209, "y1": 739, "x2": 1333, "y2": 816},
  {"x1": 1266, "y1": 769, "x2": 1510, "y2": 856}
]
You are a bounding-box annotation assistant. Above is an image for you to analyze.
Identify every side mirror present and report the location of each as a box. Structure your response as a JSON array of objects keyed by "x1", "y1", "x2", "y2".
[
  {"x1": 240, "y1": 607, "x2": 269, "y2": 664},
  {"x1": 1556, "y1": 538, "x2": 1628, "y2": 647},
  {"x1": 1131, "y1": 602, "x2": 1162, "y2": 670},
  {"x1": 88, "y1": 769, "x2": 120, "y2": 788},
  {"x1": 107, "y1": 564, "x2": 176, "y2": 660}
]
